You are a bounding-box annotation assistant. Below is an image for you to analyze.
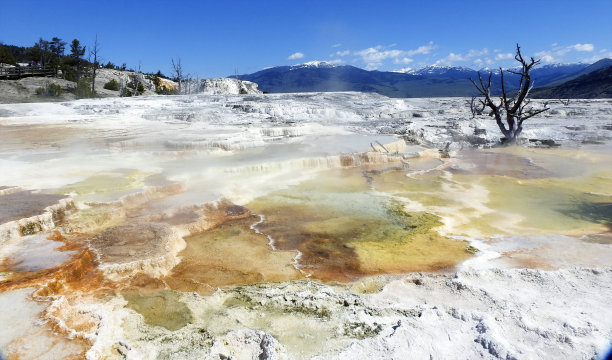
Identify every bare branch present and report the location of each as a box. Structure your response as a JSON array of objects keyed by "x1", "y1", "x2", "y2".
[
  {"x1": 171, "y1": 57, "x2": 184, "y2": 94},
  {"x1": 90, "y1": 35, "x2": 100, "y2": 96},
  {"x1": 520, "y1": 106, "x2": 549, "y2": 122},
  {"x1": 468, "y1": 43, "x2": 549, "y2": 143},
  {"x1": 470, "y1": 96, "x2": 486, "y2": 118}
]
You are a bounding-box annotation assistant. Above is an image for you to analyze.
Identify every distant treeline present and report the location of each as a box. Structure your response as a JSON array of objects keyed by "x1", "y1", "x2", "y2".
[
  {"x1": 0, "y1": 37, "x2": 169, "y2": 80},
  {"x1": 0, "y1": 37, "x2": 173, "y2": 98}
]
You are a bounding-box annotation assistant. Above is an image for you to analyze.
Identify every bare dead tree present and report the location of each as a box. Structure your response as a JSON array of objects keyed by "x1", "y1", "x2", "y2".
[
  {"x1": 469, "y1": 44, "x2": 549, "y2": 143},
  {"x1": 90, "y1": 35, "x2": 100, "y2": 96},
  {"x1": 184, "y1": 72, "x2": 195, "y2": 94},
  {"x1": 171, "y1": 57, "x2": 184, "y2": 94},
  {"x1": 134, "y1": 61, "x2": 142, "y2": 96},
  {"x1": 469, "y1": 96, "x2": 486, "y2": 118}
]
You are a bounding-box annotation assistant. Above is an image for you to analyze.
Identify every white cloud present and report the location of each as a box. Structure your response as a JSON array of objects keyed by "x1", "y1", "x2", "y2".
[
  {"x1": 466, "y1": 48, "x2": 489, "y2": 57},
  {"x1": 336, "y1": 50, "x2": 350, "y2": 57},
  {"x1": 447, "y1": 53, "x2": 465, "y2": 62},
  {"x1": 435, "y1": 48, "x2": 489, "y2": 65},
  {"x1": 332, "y1": 43, "x2": 342, "y2": 48},
  {"x1": 571, "y1": 43, "x2": 594, "y2": 52},
  {"x1": 394, "y1": 57, "x2": 413, "y2": 64},
  {"x1": 536, "y1": 43, "x2": 596, "y2": 63},
  {"x1": 538, "y1": 54, "x2": 556, "y2": 63},
  {"x1": 354, "y1": 46, "x2": 401, "y2": 69},
  {"x1": 575, "y1": 51, "x2": 612, "y2": 63},
  {"x1": 495, "y1": 53, "x2": 514, "y2": 60},
  {"x1": 405, "y1": 41, "x2": 436, "y2": 56},
  {"x1": 352, "y1": 42, "x2": 435, "y2": 70},
  {"x1": 287, "y1": 52, "x2": 305, "y2": 60}
]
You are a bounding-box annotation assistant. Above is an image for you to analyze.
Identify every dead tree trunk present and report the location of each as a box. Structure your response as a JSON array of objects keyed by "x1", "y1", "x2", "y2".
[
  {"x1": 469, "y1": 44, "x2": 549, "y2": 144},
  {"x1": 90, "y1": 35, "x2": 100, "y2": 96},
  {"x1": 469, "y1": 96, "x2": 485, "y2": 118},
  {"x1": 171, "y1": 57, "x2": 183, "y2": 94}
]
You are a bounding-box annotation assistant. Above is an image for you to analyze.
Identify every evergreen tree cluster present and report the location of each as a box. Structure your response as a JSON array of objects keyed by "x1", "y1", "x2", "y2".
[{"x1": 1, "y1": 37, "x2": 174, "y2": 98}]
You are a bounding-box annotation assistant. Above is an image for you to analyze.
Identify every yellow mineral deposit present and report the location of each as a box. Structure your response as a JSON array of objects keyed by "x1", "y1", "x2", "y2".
[
  {"x1": 248, "y1": 169, "x2": 473, "y2": 282},
  {"x1": 55, "y1": 169, "x2": 153, "y2": 201},
  {"x1": 370, "y1": 147, "x2": 611, "y2": 238}
]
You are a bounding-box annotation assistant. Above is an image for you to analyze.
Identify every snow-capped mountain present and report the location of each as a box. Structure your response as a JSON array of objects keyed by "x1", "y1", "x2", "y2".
[
  {"x1": 477, "y1": 67, "x2": 502, "y2": 75},
  {"x1": 233, "y1": 59, "x2": 607, "y2": 98},
  {"x1": 412, "y1": 65, "x2": 475, "y2": 77},
  {"x1": 290, "y1": 61, "x2": 339, "y2": 70},
  {"x1": 391, "y1": 67, "x2": 415, "y2": 74},
  {"x1": 391, "y1": 65, "x2": 474, "y2": 76}
]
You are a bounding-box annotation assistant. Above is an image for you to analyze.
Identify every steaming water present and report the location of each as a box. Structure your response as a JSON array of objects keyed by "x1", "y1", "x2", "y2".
[{"x1": 1, "y1": 94, "x2": 612, "y2": 359}]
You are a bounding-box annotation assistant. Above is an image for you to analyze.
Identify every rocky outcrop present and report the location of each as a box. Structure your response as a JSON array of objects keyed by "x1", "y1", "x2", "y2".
[{"x1": 94, "y1": 68, "x2": 177, "y2": 97}]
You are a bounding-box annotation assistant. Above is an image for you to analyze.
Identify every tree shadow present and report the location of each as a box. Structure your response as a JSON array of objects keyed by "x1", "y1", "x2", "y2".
[{"x1": 558, "y1": 201, "x2": 612, "y2": 226}]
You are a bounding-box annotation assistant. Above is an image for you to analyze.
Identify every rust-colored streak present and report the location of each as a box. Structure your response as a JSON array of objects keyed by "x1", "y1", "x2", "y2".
[
  {"x1": 0, "y1": 247, "x2": 103, "y2": 297},
  {"x1": 0, "y1": 232, "x2": 111, "y2": 298}
]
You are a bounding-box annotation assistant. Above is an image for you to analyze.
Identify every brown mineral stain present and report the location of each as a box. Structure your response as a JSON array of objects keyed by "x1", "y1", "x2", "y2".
[
  {"x1": 248, "y1": 169, "x2": 472, "y2": 282},
  {"x1": 164, "y1": 216, "x2": 302, "y2": 295},
  {"x1": 123, "y1": 273, "x2": 168, "y2": 293},
  {"x1": 501, "y1": 249, "x2": 556, "y2": 270},
  {"x1": 30, "y1": 248, "x2": 106, "y2": 297},
  {"x1": 0, "y1": 232, "x2": 109, "y2": 298},
  {"x1": 158, "y1": 210, "x2": 201, "y2": 225},
  {"x1": 87, "y1": 223, "x2": 175, "y2": 264}
]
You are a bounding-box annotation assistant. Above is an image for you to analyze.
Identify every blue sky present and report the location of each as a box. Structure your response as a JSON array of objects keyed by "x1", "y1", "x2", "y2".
[{"x1": 1, "y1": 0, "x2": 611, "y2": 77}]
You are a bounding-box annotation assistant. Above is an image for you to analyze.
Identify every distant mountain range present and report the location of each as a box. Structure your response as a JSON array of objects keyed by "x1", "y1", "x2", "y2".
[
  {"x1": 233, "y1": 59, "x2": 612, "y2": 98},
  {"x1": 539, "y1": 58, "x2": 612, "y2": 87},
  {"x1": 532, "y1": 61, "x2": 612, "y2": 99}
]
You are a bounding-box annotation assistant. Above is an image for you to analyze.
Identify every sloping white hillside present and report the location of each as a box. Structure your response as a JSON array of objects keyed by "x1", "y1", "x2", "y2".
[{"x1": 185, "y1": 77, "x2": 262, "y2": 95}]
